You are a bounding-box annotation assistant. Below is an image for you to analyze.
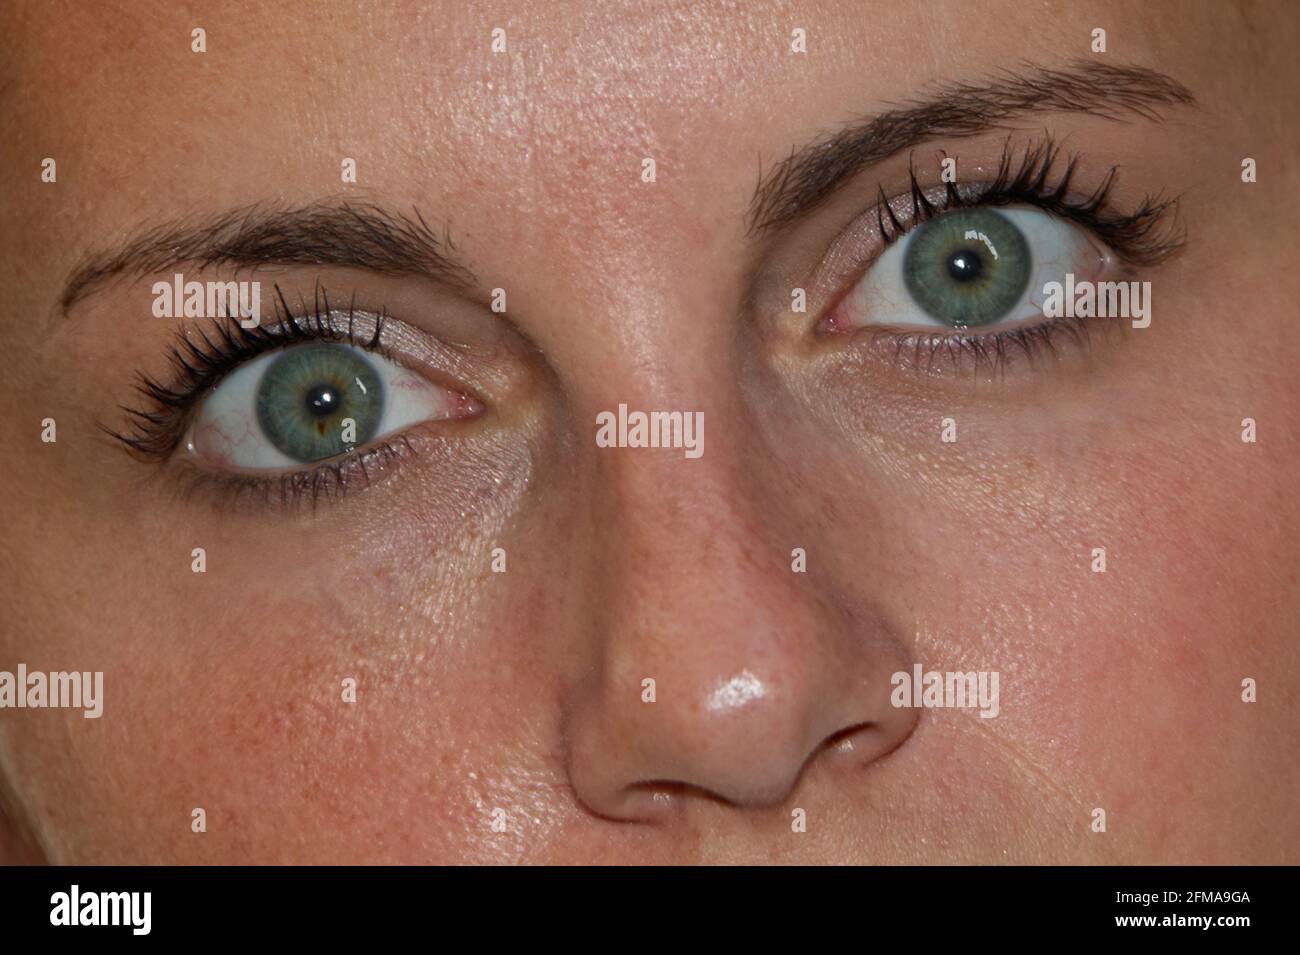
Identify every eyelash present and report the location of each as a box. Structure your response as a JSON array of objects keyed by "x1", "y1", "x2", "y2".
[
  {"x1": 106, "y1": 286, "x2": 419, "y2": 508},
  {"x1": 878, "y1": 136, "x2": 1184, "y2": 263},
  {"x1": 845, "y1": 137, "x2": 1184, "y2": 374}
]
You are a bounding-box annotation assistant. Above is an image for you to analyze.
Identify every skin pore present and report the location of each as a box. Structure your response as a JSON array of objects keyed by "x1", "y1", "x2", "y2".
[{"x1": 0, "y1": 0, "x2": 1297, "y2": 863}]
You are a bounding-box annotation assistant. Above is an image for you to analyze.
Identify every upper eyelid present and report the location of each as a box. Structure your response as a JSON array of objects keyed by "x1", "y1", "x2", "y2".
[
  {"x1": 864, "y1": 141, "x2": 1185, "y2": 267},
  {"x1": 168, "y1": 299, "x2": 393, "y2": 410},
  {"x1": 107, "y1": 297, "x2": 402, "y2": 461}
]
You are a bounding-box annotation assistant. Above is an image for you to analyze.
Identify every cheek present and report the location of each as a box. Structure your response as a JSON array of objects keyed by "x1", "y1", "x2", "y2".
[
  {"x1": 17, "y1": 418, "x2": 550, "y2": 862},
  {"x1": 917, "y1": 413, "x2": 1296, "y2": 839},
  {"x1": 820, "y1": 357, "x2": 1299, "y2": 858},
  {"x1": 56, "y1": 587, "x2": 561, "y2": 864}
]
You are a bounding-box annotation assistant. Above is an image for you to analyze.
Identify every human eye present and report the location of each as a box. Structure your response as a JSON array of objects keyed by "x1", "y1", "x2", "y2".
[
  {"x1": 109, "y1": 287, "x2": 483, "y2": 506},
  {"x1": 188, "y1": 338, "x2": 474, "y2": 468},
  {"x1": 818, "y1": 138, "x2": 1184, "y2": 371},
  {"x1": 842, "y1": 206, "x2": 1101, "y2": 332}
]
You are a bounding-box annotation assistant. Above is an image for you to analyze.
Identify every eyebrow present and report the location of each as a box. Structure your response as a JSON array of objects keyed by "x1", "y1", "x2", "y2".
[
  {"x1": 60, "y1": 200, "x2": 475, "y2": 313},
  {"x1": 747, "y1": 59, "x2": 1197, "y2": 234}
]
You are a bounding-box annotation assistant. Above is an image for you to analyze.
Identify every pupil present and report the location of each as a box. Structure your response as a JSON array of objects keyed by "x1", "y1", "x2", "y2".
[
  {"x1": 304, "y1": 383, "x2": 340, "y2": 418},
  {"x1": 947, "y1": 248, "x2": 983, "y2": 282}
]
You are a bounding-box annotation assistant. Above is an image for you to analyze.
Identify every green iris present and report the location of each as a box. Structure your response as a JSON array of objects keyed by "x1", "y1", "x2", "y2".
[
  {"x1": 902, "y1": 208, "x2": 1032, "y2": 327},
  {"x1": 255, "y1": 344, "x2": 384, "y2": 462}
]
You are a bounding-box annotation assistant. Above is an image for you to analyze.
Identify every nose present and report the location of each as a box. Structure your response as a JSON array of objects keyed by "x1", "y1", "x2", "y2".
[{"x1": 563, "y1": 432, "x2": 917, "y2": 821}]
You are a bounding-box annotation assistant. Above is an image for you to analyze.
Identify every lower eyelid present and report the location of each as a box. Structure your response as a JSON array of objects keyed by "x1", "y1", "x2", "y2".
[
  {"x1": 835, "y1": 307, "x2": 1136, "y2": 381},
  {"x1": 172, "y1": 432, "x2": 425, "y2": 511}
]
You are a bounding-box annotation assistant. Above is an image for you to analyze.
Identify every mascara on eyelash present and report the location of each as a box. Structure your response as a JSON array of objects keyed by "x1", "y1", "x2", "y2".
[
  {"x1": 821, "y1": 135, "x2": 1182, "y2": 376},
  {"x1": 103, "y1": 283, "x2": 389, "y2": 460},
  {"x1": 875, "y1": 136, "x2": 1185, "y2": 267}
]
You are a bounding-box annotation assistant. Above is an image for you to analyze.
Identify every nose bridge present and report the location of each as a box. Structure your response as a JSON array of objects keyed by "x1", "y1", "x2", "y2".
[{"x1": 589, "y1": 426, "x2": 796, "y2": 640}]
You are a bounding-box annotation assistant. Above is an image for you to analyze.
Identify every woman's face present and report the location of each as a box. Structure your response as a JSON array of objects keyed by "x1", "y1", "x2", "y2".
[{"x1": 2, "y1": 0, "x2": 1296, "y2": 864}]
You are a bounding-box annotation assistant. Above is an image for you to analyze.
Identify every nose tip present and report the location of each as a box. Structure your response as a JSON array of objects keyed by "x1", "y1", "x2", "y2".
[{"x1": 566, "y1": 659, "x2": 918, "y2": 821}]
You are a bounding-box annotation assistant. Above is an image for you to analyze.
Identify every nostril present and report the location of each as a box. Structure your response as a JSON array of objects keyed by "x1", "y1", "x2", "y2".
[
  {"x1": 821, "y1": 722, "x2": 873, "y2": 753},
  {"x1": 819, "y1": 721, "x2": 905, "y2": 766},
  {"x1": 621, "y1": 780, "x2": 737, "y2": 820},
  {"x1": 824, "y1": 722, "x2": 873, "y2": 750},
  {"x1": 615, "y1": 722, "x2": 908, "y2": 818},
  {"x1": 586, "y1": 781, "x2": 684, "y2": 822},
  {"x1": 631, "y1": 781, "x2": 686, "y2": 817}
]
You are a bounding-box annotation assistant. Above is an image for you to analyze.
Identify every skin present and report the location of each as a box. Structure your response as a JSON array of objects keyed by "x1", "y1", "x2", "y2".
[{"x1": 0, "y1": 0, "x2": 1297, "y2": 864}]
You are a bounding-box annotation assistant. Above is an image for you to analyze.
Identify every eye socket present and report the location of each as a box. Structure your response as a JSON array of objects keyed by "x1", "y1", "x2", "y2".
[
  {"x1": 832, "y1": 206, "x2": 1110, "y2": 332},
  {"x1": 184, "y1": 341, "x2": 478, "y2": 471}
]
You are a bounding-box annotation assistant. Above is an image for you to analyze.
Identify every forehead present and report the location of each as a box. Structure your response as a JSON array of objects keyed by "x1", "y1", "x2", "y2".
[
  {"x1": 3, "y1": 3, "x2": 1208, "y2": 172},
  {"x1": 0, "y1": 0, "x2": 1243, "y2": 300}
]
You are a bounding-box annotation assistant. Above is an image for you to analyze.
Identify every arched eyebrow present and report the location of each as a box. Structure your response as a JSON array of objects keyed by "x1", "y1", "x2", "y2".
[
  {"x1": 59, "y1": 200, "x2": 475, "y2": 314},
  {"x1": 747, "y1": 59, "x2": 1197, "y2": 235}
]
